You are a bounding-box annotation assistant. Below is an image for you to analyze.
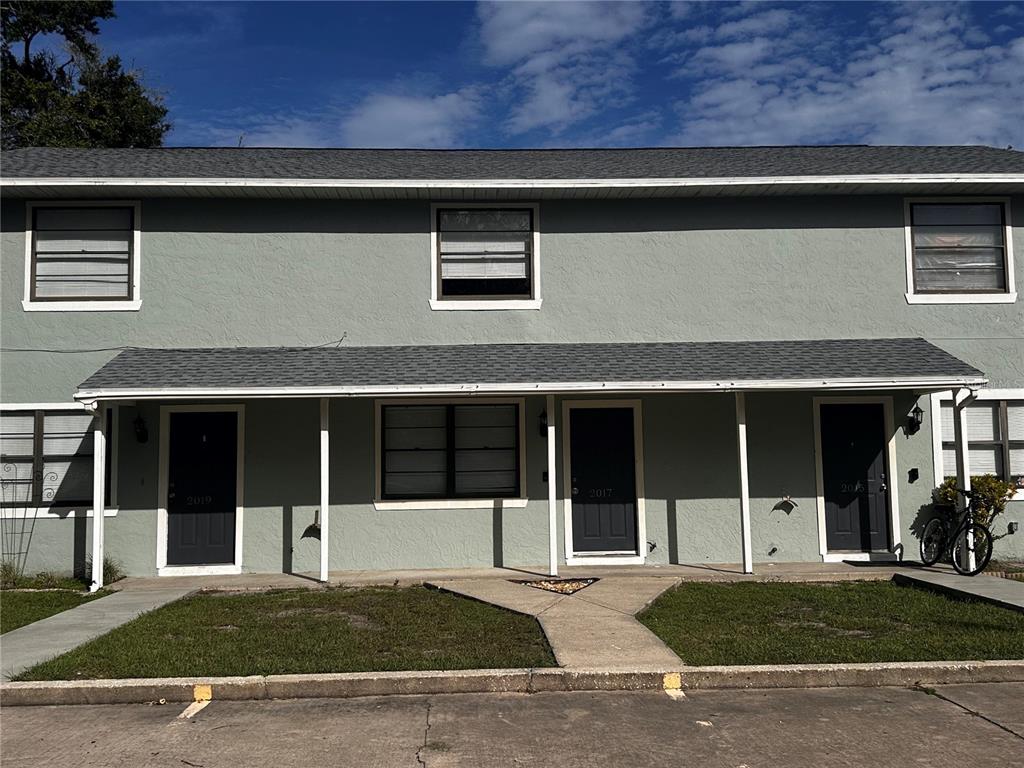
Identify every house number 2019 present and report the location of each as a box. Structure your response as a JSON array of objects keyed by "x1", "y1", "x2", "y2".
[
  {"x1": 187, "y1": 495, "x2": 214, "y2": 506},
  {"x1": 588, "y1": 488, "x2": 614, "y2": 498}
]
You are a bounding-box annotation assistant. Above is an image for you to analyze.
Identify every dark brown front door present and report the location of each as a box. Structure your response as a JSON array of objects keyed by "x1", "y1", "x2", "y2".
[
  {"x1": 167, "y1": 411, "x2": 237, "y2": 566},
  {"x1": 821, "y1": 403, "x2": 891, "y2": 553},
  {"x1": 569, "y1": 407, "x2": 638, "y2": 554}
]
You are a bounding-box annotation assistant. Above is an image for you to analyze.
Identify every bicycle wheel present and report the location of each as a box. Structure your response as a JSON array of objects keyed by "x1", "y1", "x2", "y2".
[
  {"x1": 919, "y1": 518, "x2": 946, "y2": 566},
  {"x1": 951, "y1": 524, "x2": 993, "y2": 576}
]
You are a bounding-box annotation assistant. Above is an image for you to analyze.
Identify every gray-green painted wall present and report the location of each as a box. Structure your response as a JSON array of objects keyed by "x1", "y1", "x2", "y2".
[
  {"x1": 2, "y1": 194, "x2": 1022, "y2": 574},
  {"x1": 2, "y1": 195, "x2": 1022, "y2": 401},
  {"x1": 16, "y1": 390, "x2": 1022, "y2": 578}
]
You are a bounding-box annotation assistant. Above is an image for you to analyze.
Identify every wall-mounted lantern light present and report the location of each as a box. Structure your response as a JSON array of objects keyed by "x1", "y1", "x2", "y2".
[
  {"x1": 134, "y1": 414, "x2": 149, "y2": 444},
  {"x1": 538, "y1": 410, "x2": 548, "y2": 438},
  {"x1": 907, "y1": 404, "x2": 924, "y2": 436}
]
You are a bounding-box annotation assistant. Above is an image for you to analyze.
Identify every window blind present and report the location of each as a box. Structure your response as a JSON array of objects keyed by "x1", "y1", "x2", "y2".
[
  {"x1": 381, "y1": 403, "x2": 520, "y2": 499},
  {"x1": 911, "y1": 203, "x2": 1007, "y2": 293},
  {"x1": 32, "y1": 207, "x2": 133, "y2": 300},
  {"x1": 438, "y1": 209, "x2": 532, "y2": 298}
]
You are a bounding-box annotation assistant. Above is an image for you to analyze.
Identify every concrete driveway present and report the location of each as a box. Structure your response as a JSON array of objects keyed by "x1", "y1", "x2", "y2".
[{"x1": 2, "y1": 684, "x2": 1021, "y2": 767}]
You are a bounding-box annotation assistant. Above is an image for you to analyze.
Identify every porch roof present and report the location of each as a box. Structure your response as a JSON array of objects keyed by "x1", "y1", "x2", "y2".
[{"x1": 75, "y1": 338, "x2": 985, "y2": 402}]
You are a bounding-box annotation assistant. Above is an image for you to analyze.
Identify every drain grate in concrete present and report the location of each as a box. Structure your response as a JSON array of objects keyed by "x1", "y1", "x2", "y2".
[{"x1": 513, "y1": 578, "x2": 598, "y2": 595}]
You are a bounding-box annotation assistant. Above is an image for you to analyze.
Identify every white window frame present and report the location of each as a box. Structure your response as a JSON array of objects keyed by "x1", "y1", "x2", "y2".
[
  {"x1": 429, "y1": 202, "x2": 542, "y2": 311},
  {"x1": 929, "y1": 388, "x2": 1024, "y2": 501},
  {"x1": 903, "y1": 196, "x2": 1016, "y2": 305},
  {"x1": 373, "y1": 397, "x2": 528, "y2": 510},
  {"x1": 22, "y1": 200, "x2": 143, "y2": 312},
  {"x1": 0, "y1": 402, "x2": 119, "y2": 518}
]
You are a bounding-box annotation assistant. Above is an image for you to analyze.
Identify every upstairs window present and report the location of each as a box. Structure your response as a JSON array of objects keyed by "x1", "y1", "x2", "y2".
[
  {"x1": 24, "y1": 203, "x2": 141, "y2": 311},
  {"x1": 431, "y1": 205, "x2": 541, "y2": 309},
  {"x1": 906, "y1": 200, "x2": 1015, "y2": 303}
]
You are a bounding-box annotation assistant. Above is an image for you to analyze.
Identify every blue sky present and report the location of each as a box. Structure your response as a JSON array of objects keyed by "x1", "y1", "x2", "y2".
[{"x1": 91, "y1": 1, "x2": 1024, "y2": 148}]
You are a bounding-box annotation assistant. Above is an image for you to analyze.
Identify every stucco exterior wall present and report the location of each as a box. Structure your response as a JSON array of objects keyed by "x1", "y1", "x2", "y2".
[
  {"x1": 7, "y1": 390, "x2": 1019, "y2": 578},
  {"x1": 2, "y1": 194, "x2": 1021, "y2": 402},
  {"x1": 2, "y1": 193, "x2": 1022, "y2": 574}
]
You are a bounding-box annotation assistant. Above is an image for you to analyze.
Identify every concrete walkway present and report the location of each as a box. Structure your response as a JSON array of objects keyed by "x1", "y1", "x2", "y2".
[
  {"x1": 894, "y1": 570, "x2": 1024, "y2": 613},
  {"x1": 1, "y1": 588, "x2": 193, "y2": 681},
  {"x1": 428, "y1": 576, "x2": 684, "y2": 669},
  {"x1": 114, "y1": 560, "x2": 901, "y2": 594}
]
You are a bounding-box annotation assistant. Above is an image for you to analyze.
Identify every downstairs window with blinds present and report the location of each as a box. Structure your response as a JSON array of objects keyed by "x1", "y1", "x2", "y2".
[
  {"x1": 908, "y1": 202, "x2": 1010, "y2": 295},
  {"x1": 380, "y1": 403, "x2": 522, "y2": 500},
  {"x1": 29, "y1": 205, "x2": 136, "y2": 303},
  {"x1": 938, "y1": 399, "x2": 1024, "y2": 495},
  {"x1": 436, "y1": 208, "x2": 535, "y2": 299},
  {"x1": 0, "y1": 410, "x2": 112, "y2": 509}
]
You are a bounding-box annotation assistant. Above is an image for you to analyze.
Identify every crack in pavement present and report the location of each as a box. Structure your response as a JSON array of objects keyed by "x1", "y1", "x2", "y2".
[
  {"x1": 912, "y1": 686, "x2": 1024, "y2": 742},
  {"x1": 415, "y1": 699, "x2": 433, "y2": 767}
]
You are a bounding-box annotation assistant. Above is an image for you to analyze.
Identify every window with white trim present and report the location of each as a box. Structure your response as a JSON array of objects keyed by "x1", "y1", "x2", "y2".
[
  {"x1": 25, "y1": 203, "x2": 140, "y2": 308},
  {"x1": 906, "y1": 201, "x2": 1013, "y2": 298},
  {"x1": 380, "y1": 403, "x2": 522, "y2": 500},
  {"x1": 938, "y1": 399, "x2": 1024, "y2": 494},
  {"x1": 435, "y1": 207, "x2": 536, "y2": 301},
  {"x1": 0, "y1": 410, "x2": 113, "y2": 508}
]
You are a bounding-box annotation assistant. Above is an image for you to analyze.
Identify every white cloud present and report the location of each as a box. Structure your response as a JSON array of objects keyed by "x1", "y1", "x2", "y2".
[
  {"x1": 476, "y1": 1, "x2": 652, "y2": 134},
  {"x1": 715, "y1": 9, "x2": 793, "y2": 39},
  {"x1": 340, "y1": 88, "x2": 483, "y2": 148},
  {"x1": 668, "y1": 3, "x2": 1024, "y2": 147}
]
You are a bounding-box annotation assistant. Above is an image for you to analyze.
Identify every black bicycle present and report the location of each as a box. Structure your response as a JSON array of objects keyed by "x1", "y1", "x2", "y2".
[{"x1": 919, "y1": 489, "x2": 993, "y2": 576}]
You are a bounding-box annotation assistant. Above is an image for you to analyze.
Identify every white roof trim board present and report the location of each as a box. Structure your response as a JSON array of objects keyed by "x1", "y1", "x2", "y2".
[{"x1": 4, "y1": 174, "x2": 1022, "y2": 190}]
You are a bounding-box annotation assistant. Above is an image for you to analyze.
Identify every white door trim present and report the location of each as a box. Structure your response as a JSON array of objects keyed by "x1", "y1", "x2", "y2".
[
  {"x1": 561, "y1": 399, "x2": 647, "y2": 566},
  {"x1": 157, "y1": 404, "x2": 245, "y2": 577},
  {"x1": 813, "y1": 396, "x2": 902, "y2": 561}
]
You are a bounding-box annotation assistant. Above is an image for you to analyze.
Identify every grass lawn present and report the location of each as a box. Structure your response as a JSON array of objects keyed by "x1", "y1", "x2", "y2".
[
  {"x1": 1, "y1": 590, "x2": 106, "y2": 634},
  {"x1": 15, "y1": 585, "x2": 555, "y2": 681},
  {"x1": 638, "y1": 581, "x2": 1024, "y2": 665}
]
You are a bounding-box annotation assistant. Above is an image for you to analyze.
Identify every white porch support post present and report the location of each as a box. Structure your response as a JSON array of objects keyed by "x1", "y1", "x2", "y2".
[
  {"x1": 735, "y1": 393, "x2": 753, "y2": 575},
  {"x1": 319, "y1": 398, "x2": 330, "y2": 583},
  {"x1": 546, "y1": 394, "x2": 558, "y2": 577},
  {"x1": 952, "y1": 387, "x2": 976, "y2": 572},
  {"x1": 90, "y1": 404, "x2": 107, "y2": 592}
]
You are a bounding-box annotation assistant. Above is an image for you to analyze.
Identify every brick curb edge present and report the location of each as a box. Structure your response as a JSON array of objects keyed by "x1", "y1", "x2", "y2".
[{"x1": 2, "y1": 660, "x2": 1022, "y2": 706}]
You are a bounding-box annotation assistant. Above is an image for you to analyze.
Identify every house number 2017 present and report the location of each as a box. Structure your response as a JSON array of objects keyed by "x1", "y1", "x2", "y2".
[
  {"x1": 588, "y1": 488, "x2": 614, "y2": 498},
  {"x1": 187, "y1": 495, "x2": 214, "y2": 506}
]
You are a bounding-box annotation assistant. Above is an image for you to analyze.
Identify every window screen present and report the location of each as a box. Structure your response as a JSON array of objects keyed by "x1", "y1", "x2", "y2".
[
  {"x1": 31, "y1": 206, "x2": 134, "y2": 301},
  {"x1": 437, "y1": 209, "x2": 533, "y2": 298},
  {"x1": 940, "y1": 400, "x2": 1024, "y2": 492},
  {"x1": 381, "y1": 403, "x2": 520, "y2": 499},
  {"x1": 910, "y1": 203, "x2": 1007, "y2": 294}
]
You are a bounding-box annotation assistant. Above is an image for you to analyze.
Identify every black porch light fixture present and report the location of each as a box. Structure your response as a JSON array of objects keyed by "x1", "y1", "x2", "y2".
[{"x1": 907, "y1": 404, "x2": 924, "y2": 435}]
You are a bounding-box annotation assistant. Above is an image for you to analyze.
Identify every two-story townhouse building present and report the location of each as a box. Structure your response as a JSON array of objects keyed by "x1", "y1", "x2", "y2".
[{"x1": 1, "y1": 145, "x2": 1022, "y2": 590}]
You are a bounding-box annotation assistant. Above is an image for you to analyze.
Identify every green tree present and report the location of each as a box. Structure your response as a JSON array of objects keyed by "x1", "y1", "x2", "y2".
[{"x1": 1, "y1": 1, "x2": 170, "y2": 149}]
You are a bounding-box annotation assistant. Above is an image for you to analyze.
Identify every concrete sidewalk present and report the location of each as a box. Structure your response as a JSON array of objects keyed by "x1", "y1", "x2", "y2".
[
  {"x1": 895, "y1": 570, "x2": 1024, "y2": 613},
  {"x1": 428, "y1": 576, "x2": 683, "y2": 669},
  {"x1": 1, "y1": 587, "x2": 193, "y2": 681}
]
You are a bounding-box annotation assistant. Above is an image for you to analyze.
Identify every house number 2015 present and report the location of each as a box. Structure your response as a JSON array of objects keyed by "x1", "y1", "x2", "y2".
[
  {"x1": 588, "y1": 488, "x2": 614, "y2": 498},
  {"x1": 187, "y1": 495, "x2": 214, "y2": 506}
]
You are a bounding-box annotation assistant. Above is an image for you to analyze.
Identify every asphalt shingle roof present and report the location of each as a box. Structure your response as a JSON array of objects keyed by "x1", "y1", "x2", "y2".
[
  {"x1": 5, "y1": 145, "x2": 1023, "y2": 180},
  {"x1": 77, "y1": 338, "x2": 984, "y2": 394}
]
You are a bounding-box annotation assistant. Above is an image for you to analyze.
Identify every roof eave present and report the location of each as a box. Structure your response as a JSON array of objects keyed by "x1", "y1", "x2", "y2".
[{"x1": 74, "y1": 374, "x2": 989, "y2": 404}]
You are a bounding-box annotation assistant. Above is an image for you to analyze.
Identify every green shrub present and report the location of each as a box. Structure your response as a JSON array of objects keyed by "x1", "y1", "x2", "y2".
[
  {"x1": 83, "y1": 556, "x2": 125, "y2": 586},
  {"x1": 935, "y1": 474, "x2": 1016, "y2": 526}
]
